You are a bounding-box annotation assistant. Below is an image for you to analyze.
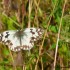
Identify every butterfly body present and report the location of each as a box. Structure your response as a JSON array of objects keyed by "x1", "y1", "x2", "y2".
[{"x1": 0, "y1": 28, "x2": 43, "y2": 52}]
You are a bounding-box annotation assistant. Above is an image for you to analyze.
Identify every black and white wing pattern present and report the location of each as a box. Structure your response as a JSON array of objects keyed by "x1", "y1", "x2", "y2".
[
  {"x1": 0, "y1": 30, "x2": 21, "y2": 51},
  {"x1": 0, "y1": 28, "x2": 43, "y2": 52}
]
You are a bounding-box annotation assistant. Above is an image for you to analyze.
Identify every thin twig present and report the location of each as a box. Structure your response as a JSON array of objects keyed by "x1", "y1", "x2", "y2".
[
  {"x1": 28, "y1": 0, "x2": 33, "y2": 27},
  {"x1": 53, "y1": 0, "x2": 67, "y2": 70},
  {"x1": 41, "y1": 57, "x2": 43, "y2": 70}
]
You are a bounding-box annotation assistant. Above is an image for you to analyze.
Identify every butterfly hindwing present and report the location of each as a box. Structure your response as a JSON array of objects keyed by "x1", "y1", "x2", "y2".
[
  {"x1": 0, "y1": 28, "x2": 43, "y2": 52},
  {"x1": 21, "y1": 28, "x2": 43, "y2": 50}
]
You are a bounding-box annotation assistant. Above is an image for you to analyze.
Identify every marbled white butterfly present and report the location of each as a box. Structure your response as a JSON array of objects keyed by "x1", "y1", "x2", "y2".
[{"x1": 0, "y1": 28, "x2": 43, "y2": 52}]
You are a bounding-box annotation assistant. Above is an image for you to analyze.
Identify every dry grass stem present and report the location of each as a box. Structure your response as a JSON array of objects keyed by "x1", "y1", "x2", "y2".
[
  {"x1": 28, "y1": 0, "x2": 33, "y2": 27},
  {"x1": 53, "y1": 0, "x2": 67, "y2": 70}
]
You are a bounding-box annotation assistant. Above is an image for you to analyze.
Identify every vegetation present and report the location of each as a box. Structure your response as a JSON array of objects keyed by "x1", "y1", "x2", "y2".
[{"x1": 0, "y1": 0, "x2": 70, "y2": 70}]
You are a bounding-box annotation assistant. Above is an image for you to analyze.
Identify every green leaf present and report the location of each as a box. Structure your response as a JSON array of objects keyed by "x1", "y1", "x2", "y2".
[
  {"x1": 42, "y1": 56, "x2": 47, "y2": 63},
  {"x1": 0, "y1": 66, "x2": 5, "y2": 70},
  {"x1": 3, "y1": 48, "x2": 9, "y2": 56},
  {"x1": 7, "y1": 16, "x2": 18, "y2": 30},
  {"x1": 3, "y1": 58, "x2": 9, "y2": 64},
  {"x1": 49, "y1": 43, "x2": 56, "y2": 49},
  {"x1": 49, "y1": 25, "x2": 57, "y2": 32}
]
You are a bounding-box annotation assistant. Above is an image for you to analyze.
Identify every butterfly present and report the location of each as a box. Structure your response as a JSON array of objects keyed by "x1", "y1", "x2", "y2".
[{"x1": 0, "y1": 28, "x2": 43, "y2": 52}]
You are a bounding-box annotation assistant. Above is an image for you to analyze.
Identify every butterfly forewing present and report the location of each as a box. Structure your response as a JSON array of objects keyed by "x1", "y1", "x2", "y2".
[
  {"x1": 0, "y1": 28, "x2": 43, "y2": 52},
  {"x1": 0, "y1": 30, "x2": 21, "y2": 51}
]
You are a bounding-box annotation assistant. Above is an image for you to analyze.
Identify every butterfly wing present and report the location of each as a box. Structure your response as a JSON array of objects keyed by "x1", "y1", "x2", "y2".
[
  {"x1": 0, "y1": 28, "x2": 43, "y2": 52},
  {"x1": 21, "y1": 28, "x2": 43, "y2": 50},
  {"x1": 0, "y1": 30, "x2": 21, "y2": 52}
]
